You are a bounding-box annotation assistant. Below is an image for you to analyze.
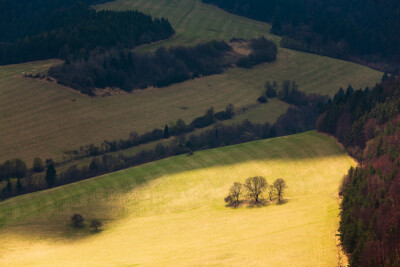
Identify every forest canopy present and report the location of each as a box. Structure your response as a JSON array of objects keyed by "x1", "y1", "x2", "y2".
[
  {"x1": 202, "y1": 0, "x2": 400, "y2": 73},
  {"x1": 0, "y1": 0, "x2": 174, "y2": 65},
  {"x1": 49, "y1": 37, "x2": 278, "y2": 95},
  {"x1": 317, "y1": 76, "x2": 400, "y2": 266}
]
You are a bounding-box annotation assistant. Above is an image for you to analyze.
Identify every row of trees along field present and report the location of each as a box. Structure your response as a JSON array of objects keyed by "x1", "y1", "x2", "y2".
[
  {"x1": 49, "y1": 37, "x2": 278, "y2": 95},
  {"x1": 0, "y1": 79, "x2": 329, "y2": 200},
  {"x1": 317, "y1": 76, "x2": 400, "y2": 266},
  {"x1": 65, "y1": 104, "x2": 235, "y2": 160},
  {"x1": 67, "y1": 79, "x2": 324, "y2": 161},
  {"x1": 0, "y1": 0, "x2": 174, "y2": 65},
  {"x1": 202, "y1": 0, "x2": 400, "y2": 73}
]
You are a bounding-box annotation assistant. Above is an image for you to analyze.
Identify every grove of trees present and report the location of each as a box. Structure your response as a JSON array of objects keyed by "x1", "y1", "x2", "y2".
[{"x1": 225, "y1": 177, "x2": 287, "y2": 207}]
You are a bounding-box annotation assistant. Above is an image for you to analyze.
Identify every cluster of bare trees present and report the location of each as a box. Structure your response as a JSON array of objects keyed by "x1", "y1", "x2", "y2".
[{"x1": 225, "y1": 177, "x2": 287, "y2": 207}]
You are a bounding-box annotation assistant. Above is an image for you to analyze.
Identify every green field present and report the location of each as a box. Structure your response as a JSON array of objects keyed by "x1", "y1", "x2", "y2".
[
  {"x1": 97, "y1": 0, "x2": 279, "y2": 50},
  {"x1": 0, "y1": 131, "x2": 355, "y2": 266},
  {"x1": 0, "y1": 0, "x2": 382, "y2": 164}
]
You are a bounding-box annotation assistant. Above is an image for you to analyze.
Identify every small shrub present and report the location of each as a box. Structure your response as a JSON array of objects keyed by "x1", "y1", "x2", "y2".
[
  {"x1": 257, "y1": 96, "x2": 268, "y2": 103},
  {"x1": 71, "y1": 214, "x2": 84, "y2": 227},
  {"x1": 224, "y1": 194, "x2": 235, "y2": 206}
]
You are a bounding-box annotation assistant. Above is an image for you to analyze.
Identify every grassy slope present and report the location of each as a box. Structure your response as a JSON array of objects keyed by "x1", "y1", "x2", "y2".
[
  {"x1": 97, "y1": 0, "x2": 279, "y2": 50},
  {"x1": 0, "y1": 0, "x2": 382, "y2": 164},
  {"x1": 0, "y1": 131, "x2": 355, "y2": 266}
]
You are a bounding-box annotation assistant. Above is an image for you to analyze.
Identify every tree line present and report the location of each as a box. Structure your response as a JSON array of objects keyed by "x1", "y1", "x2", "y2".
[
  {"x1": 202, "y1": 0, "x2": 400, "y2": 74},
  {"x1": 0, "y1": 0, "x2": 174, "y2": 65},
  {"x1": 262, "y1": 80, "x2": 329, "y2": 136},
  {"x1": 317, "y1": 74, "x2": 400, "y2": 160},
  {"x1": 0, "y1": 157, "x2": 56, "y2": 199},
  {"x1": 0, "y1": 80, "x2": 328, "y2": 200},
  {"x1": 49, "y1": 37, "x2": 278, "y2": 95},
  {"x1": 317, "y1": 76, "x2": 400, "y2": 266},
  {"x1": 235, "y1": 37, "x2": 277, "y2": 68},
  {"x1": 68, "y1": 78, "x2": 327, "y2": 162},
  {"x1": 65, "y1": 104, "x2": 235, "y2": 160},
  {"x1": 225, "y1": 177, "x2": 287, "y2": 207}
]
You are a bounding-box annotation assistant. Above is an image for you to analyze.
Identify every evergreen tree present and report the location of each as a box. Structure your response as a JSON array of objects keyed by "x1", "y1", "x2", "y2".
[
  {"x1": 163, "y1": 125, "x2": 170, "y2": 138},
  {"x1": 13, "y1": 158, "x2": 27, "y2": 178},
  {"x1": 16, "y1": 178, "x2": 23, "y2": 193},
  {"x1": 32, "y1": 157, "x2": 45, "y2": 172},
  {"x1": 45, "y1": 164, "x2": 57, "y2": 188},
  {"x1": 6, "y1": 179, "x2": 12, "y2": 193}
]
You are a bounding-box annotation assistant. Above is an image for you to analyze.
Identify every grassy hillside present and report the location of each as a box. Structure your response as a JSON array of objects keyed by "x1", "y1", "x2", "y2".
[
  {"x1": 97, "y1": 0, "x2": 279, "y2": 51},
  {"x1": 0, "y1": 52, "x2": 381, "y2": 164},
  {"x1": 0, "y1": 131, "x2": 355, "y2": 266},
  {"x1": 0, "y1": 0, "x2": 382, "y2": 164}
]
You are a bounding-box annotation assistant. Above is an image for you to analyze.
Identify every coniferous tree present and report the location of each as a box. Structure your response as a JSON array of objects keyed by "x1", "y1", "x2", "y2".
[
  {"x1": 45, "y1": 164, "x2": 57, "y2": 188},
  {"x1": 32, "y1": 157, "x2": 45, "y2": 172},
  {"x1": 163, "y1": 125, "x2": 170, "y2": 138},
  {"x1": 16, "y1": 178, "x2": 23, "y2": 193}
]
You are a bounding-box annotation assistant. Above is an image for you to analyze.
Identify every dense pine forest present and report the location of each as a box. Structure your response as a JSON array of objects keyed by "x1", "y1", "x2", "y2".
[
  {"x1": 317, "y1": 77, "x2": 400, "y2": 266},
  {"x1": 202, "y1": 0, "x2": 400, "y2": 73},
  {"x1": 49, "y1": 37, "x2": 277, "y2": 95},
  {"x1": 0, "y1": 0, "x2": 174, "y2": 65}
]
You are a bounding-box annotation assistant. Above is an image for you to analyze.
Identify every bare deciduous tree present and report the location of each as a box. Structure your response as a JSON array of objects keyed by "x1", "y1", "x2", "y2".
[
  {"x1": 273, "y1": 178, "x2": 287, "y2": 203},
  {"x1": 268, "y1": 185, "x2": 276, "y2": 201},
  {"x1": 244, "y1": 176, "x2": 267, "y2": 202},
  {"x1": 229, "y1": 182, "x2": 243, "y2": 207},
  {"x1": 90, "y1": 219, "x2": 103, "y2": 231}
]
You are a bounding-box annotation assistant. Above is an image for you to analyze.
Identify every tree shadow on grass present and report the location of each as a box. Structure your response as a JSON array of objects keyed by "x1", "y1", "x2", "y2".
[
  {"x1": 225, "y1": 199, "x2": 269, "y2": 208},
  {"x1": 246, "y1": 199, "x2": 269, "y2": 208},
  {"x1": 275, "y1": 199, "x2": 289, "y2": 205},
  {"x1": 225, "y1": 198, "x2": 290, "y2": 209}
]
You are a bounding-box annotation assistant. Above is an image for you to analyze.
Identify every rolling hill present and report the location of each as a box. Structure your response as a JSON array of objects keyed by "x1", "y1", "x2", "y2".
[
  {"x1": 0, "y1": 0, "x2": 382, "y2": 165},
  {"x1": 0, "y1": 42, "x2": 381, "y2": 164},
  {"x1": 0, "y1": 131, "x2": 355, "y2": 266}
]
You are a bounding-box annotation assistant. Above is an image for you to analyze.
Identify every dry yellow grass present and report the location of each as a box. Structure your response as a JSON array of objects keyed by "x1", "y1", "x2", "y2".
[{"x1": 0, "y1": 131, "x2": 355, "y2": 266}]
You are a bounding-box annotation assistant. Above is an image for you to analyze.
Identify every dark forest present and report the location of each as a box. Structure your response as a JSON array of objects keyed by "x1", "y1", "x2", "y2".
[
  {"x1": 48, "y1": 37, "x2": 277, "y2": 95},
  {"x1": 0, "y1": 0, "x2": 174, "y2": 65},
  {"x1": 202, "y1": 0, "x2": 400, "y2": 73},
  {"x1": 318, "y1": 76, "x2": 400, "y2": 266}
]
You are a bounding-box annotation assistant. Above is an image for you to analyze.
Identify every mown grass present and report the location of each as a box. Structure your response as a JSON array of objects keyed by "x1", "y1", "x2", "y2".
[
  {"x1": 0, "y1": 131, "x2": 355, "y2": 266},
  {"x1": 0, "y1": 0, "x2": 382, "y2": 164},
  {"x1": 97, "y1": 0, "x2": 279, "y2": 50}
]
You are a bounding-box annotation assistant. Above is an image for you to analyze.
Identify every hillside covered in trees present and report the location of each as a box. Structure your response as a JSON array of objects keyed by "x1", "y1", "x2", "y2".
[
  {"x1": 317, "y1": 77, "x2": 400, "y2": 266},
  {"x1": 0, "y1": 0, "x2": 174, "y2": 65},
  {"x1": 202, "y1": 0, "x2": 400, "y2": 73},
  {"x1": 49, "y1": 37, "x2": 278, "y2": 95}
]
